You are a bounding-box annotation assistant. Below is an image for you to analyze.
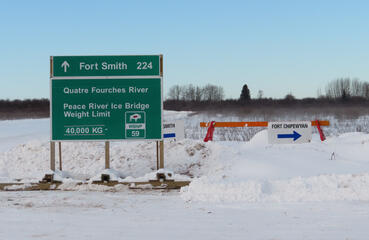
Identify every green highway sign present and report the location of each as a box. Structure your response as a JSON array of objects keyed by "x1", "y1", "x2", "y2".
[
  {"x1": 51, "y1": 78, "x2": 162, "y2": 140},
  {"x1": 52, "y1": 55, "x2": 161, "y2": 77}
]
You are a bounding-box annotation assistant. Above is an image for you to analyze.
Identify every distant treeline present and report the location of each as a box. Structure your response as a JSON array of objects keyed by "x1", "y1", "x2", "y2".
[
  {"x1": 2, "y1": 77, "x2": 369, "y2": 120},
  {"x1": 1, "y1": 97, "x2": 369, "y2": 120},
  {"x1": 0, "y1": 99, "x2": 49, "y2": 120},
  {"x1": 164, "y1": 97, "x2": 369, "y2": 111},
  {"x1": 164, "y1": 78, "x2": 369, "y2": 117}
]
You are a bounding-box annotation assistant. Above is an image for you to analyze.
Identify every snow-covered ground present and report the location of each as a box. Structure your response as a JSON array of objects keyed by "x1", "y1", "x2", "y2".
[{"x1": 1, "y1": 111, "x2": 369, "y2": 239}]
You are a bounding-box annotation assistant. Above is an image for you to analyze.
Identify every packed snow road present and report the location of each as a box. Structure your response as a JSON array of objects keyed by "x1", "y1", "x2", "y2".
[{"x1": 1, "y1": 190, "x2": 369, "y2": 240}]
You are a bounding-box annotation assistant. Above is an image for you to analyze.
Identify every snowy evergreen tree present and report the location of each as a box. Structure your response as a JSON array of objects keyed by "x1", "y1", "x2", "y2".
[{"x1": 240, "y1": 84, "x2": 251, "y2": 101}]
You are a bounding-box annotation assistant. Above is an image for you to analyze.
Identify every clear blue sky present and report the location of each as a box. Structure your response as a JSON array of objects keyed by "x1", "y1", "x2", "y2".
[{"x1": 1, "y1": 0, "x2": 368, "y2": 100}]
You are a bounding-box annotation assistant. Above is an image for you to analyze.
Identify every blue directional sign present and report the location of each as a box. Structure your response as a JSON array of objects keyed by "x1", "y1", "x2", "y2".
[{"x1": 268, "y1": 122, "x2": 311, "y2": 144}]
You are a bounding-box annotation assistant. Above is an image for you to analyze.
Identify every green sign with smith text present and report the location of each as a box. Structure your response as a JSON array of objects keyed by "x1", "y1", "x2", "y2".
[
  {"x1": 51, "y1": 78, "x2": 162, "y2": 140},
  {"x1": 52, "y1": 55, "x2": 161, "y2": 77}
]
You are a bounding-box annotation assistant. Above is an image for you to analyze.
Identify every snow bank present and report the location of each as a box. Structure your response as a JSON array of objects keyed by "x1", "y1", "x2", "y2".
[
  {"x1": 0, "y1": 138, "x2": 208, "y2": 182},
  {"x1": 181, "y1": 173, "x2": 369, "y2": 202},
  {"x1": 2, "y1": 113, "x2": 369, "y2": 204},
  {"x1": 180, "y1": 130, "x2": 369, "y2": 202}
]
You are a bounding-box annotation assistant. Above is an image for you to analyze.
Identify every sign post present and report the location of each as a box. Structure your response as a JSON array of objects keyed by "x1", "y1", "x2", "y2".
[
  {"x1": 58, "y1": 142, "x2": 62, "y2": 170},
  {"x1": 50, "y1": 142, "x2": 55, "y2": 171},
  {"x1": 159, "y1": 140, "x2": 164, "y2": 169},
  {"x1": 105, "y1": 141, "x2": 110, "y2": 169}
]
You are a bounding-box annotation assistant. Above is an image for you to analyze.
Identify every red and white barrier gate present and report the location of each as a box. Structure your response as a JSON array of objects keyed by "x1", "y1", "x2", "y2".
[{"x1": 200, "y1": 120, "x2": 330, "y2": 142}]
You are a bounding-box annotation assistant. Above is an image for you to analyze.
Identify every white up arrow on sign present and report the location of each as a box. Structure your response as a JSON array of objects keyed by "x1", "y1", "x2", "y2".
[{"x1": 61, "y1": 61, "x2": 70, "y2": 72}]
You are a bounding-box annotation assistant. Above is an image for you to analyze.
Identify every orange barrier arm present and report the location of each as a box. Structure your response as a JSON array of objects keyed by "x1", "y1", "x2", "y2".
[{"x1": 200, "y1": 121, "x2": 330, "y2": 128}]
